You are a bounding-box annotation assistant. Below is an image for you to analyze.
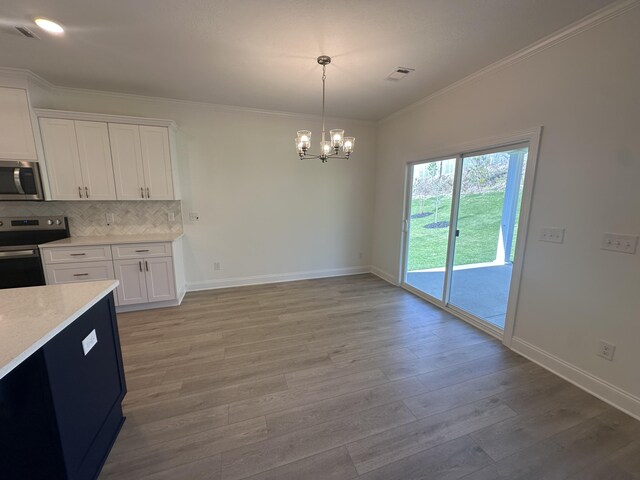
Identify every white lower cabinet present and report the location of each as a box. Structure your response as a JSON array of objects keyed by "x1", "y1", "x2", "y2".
[
  {"x1": 42, "y1": 241, "x2": 180, "y2": 310},
  {"x1": 113, "y1": 256, "x2": 176, "y2": 305},
  {"x1": 45, "y1": 260, "x2": 115, "y2": 285},
  {"x1": 145, "y1": 257, "x2": 176, "y2": 302},
  {"x1": 113, "y1": 259, "x2": 148, "y2": 306}
]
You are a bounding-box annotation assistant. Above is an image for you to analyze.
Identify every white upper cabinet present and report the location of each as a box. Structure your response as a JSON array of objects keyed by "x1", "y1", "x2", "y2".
[
  {"x1": 110, "y1": 123, "x2": 175, "y2": 200},
  {"x1": 75, "y1": 121, "x2": 117, "y2": 200},
  {"x1": 109, "y1": 123, "x2": 146, "y2": 200},
  {"x1": 39, "y1": 118, "x2": 85, "y2": 200},
  {"x1": 40, "y1": 119, "x2": 116, "y2": 200},
  {"x1": 139, "y1": 126, "x2": 174, "y2": 200},
  {"x1": 0, "y1": 87, "x2": 38, "y2": 160},
  {"x1": 35, "y1": 109, "x2": 179, "y2": 201}
]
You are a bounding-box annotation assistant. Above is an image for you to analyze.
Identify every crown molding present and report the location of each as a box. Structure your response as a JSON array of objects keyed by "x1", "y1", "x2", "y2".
[
  {"x1": 0, "y1": 67, "x2": 375, "y2": 127},
  {"x1": 379, "y1": 0, "x2": 640, "y2": 124},
  {"x1": 32, "y1": 108, "x2": 177, "y2": 128}
]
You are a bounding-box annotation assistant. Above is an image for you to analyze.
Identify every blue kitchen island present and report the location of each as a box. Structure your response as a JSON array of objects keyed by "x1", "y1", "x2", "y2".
[{"x1": 0, "y1": 280, "x2": 126, "y2": 480}]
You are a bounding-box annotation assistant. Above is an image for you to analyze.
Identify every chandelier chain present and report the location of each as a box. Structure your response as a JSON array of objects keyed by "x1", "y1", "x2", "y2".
[{"x1": 321, "y1": 64, "x2": 326, "y2": 140}]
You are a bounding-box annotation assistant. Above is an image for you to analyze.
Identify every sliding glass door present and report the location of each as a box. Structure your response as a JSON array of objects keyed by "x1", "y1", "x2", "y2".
[
  {"x1": 403, "y1": 144, "x2": 529, "y2": 332},
  {"x1": 449, "y1": 146, "x2": 528, "y2": 328},
  {"x1": 404, "y1": 158, "x2": 456, "y2": 301}
]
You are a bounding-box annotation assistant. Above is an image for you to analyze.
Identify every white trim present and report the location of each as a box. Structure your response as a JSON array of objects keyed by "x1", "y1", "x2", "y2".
[
  {"x1": 380, "y1": 0, "x2": 640, "y2": 124},
  {"x1": 33, "y1": 108, "x2": 177, "y2": 128},
  {"x1": 0, "y1": 67, "x2": 374, "y2": 127},
  {"x1": 115, "y1": 293, "x2": 184, "y2": 313},
  {"x1": 370, "y1": 266, "x2": 399, "y2": 285},
  {"x1": 511, "y1": 337, "x2": 640, "y2": 421},
  {"x1": 186, "y1": 266, "x2": 371, "y2": 292}
]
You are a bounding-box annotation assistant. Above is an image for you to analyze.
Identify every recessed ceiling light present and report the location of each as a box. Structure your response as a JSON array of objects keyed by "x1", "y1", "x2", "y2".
[{"x1": 34, "y1": 18, "x2": 64, "y2": 34}]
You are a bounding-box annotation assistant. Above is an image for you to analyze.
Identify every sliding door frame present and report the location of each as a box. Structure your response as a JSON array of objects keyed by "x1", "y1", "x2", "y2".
[
  {"x1": 401, "y1": 154, "x2": 460, "y2": 308},
  {"x1": 400, "y1": 127, "x2": 543, "y2": 347}
]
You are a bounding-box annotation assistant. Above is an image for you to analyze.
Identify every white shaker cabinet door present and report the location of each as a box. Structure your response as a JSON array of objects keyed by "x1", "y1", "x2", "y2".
[
  {"x1": 144, "y1": 257, "x2": 176, "y2": 302},
  {"x1": 0, "y1": 87, "x2": 37, "y2": 160},
  {"x1": 114, "y1": 258, "x2": 148, "y2": 305},
  {"x1": 39, "y1": 118, "x2": 84, "y2": 200},
  {"x1": 75, "y1": 121, "x2": 117, "y2": 200},
  {"x1": 139, "y1": 126, "x2": 174, "y2": 200},
  {"x1": 109, "y1": 123, "x2": 146, "y2": 200}
]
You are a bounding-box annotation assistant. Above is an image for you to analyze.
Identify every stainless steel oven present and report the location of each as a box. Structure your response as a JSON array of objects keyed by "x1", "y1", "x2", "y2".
[
  {"x1": 0, "y1": 161, "x2": 44, "y2": 201},
  {"x1": 0, "y1": 217, "x2": 69, "y2": 289}
]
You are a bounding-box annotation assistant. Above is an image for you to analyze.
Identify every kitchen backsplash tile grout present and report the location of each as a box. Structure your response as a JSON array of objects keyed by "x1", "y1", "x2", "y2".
[{"x1": 0, "y1": 201, "x2": 183, "y2": 237}]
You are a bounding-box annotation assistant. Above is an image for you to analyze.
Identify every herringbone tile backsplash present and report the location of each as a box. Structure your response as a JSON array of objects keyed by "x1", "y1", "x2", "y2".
[{"x1": 0, "y1": 201, "x2": 183, "y2": 236}]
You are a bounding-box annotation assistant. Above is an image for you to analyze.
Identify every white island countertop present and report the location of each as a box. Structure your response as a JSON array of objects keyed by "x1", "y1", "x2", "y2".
[
  {"x1": 0, "y1": 280, "x2": 119, "y2": 380},
  {"x1": 39, "y1": 232, "x2": 183, "y2": 248}
]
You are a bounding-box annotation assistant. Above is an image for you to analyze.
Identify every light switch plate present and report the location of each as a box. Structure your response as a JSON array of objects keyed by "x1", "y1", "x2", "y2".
[
  {"x1": 601, "y1": 233, "x2": 638, "y2": 254},
  {"x1": 540, "y1": 227, "x2": 565, "y2": 244},
  {"x1": 82, "y1": 329, "x2": 98, "y2": 356}
]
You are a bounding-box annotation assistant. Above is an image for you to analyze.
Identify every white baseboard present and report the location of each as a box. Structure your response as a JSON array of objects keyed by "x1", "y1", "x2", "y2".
[
  {"x1": 186, "y1": 266, "x2": 371, "y2": 292},
  {"x1": 511, "y1": 337, "x2": 640, "y2": 420},
  {"x1": 370, "y1": 266, "x2": 399, "y2": 285},
  {"x1": 116, "y1": 297, "x2": 182, "y2": 313}
]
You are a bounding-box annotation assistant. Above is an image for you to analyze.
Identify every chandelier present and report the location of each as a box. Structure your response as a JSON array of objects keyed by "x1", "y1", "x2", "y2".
[{"x1": 295, "y1": 56, "x2": 355, "y2": 163}]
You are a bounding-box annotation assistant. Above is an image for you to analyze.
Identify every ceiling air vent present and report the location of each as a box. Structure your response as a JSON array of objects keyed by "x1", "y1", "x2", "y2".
[
  {"x1": 385, "y1": 67, "x2": 415, "y2": 81},
  {"x1": 15, "y1": 26, "x2": 40, "y2": 39}
]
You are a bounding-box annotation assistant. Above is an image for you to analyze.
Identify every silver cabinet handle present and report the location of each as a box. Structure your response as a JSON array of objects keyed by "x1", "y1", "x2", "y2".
[
  {"x1": 145, "y1": 260, "x2": 149, "y2": 271},
  {"x1": 0, "y1": 249, "x2": 37, "y2": 258},
  {"x1": 140, "y1": 187, "x2": 144, "y2": 199},
  {"x1": 73, "y1": 273, "x2": 89, "y2": 277},
  {"x1": 146, "y1": 187, "x2": 150, "y2": 199},
  {"x1": 78, "y1": 186, "x2": 83, "y2": 198},
  {"x1": 69, "y1": 253, "x2": 86, "y2": 256},
  {"x1": 139, "y1": 260, "x2": 142, "y2": 272},
  {"x1": 135, "y1": 249, "x2": 150, "y2": 253},
  {"x1": 85, "y1": 186, "x2": 89, "y2": 198}
]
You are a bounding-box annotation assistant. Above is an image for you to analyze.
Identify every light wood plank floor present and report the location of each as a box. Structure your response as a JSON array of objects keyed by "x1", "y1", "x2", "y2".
[{"x1": 100, "y1": 274, "x2": 640, "y2": 480}]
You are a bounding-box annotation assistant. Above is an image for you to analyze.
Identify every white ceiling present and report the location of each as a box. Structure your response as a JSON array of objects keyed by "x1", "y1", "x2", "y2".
[{"x1": 0, "y1": 0, "x2": 616, "y2": 120}]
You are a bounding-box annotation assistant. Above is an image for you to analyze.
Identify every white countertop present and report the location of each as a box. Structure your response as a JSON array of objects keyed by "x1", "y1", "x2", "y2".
[
  {"x1": 0, "y1": 280, "x2": 119, "y2": 380},
  {"x1": 39, "y1": 232, "x2": 183, "y2": 248}
]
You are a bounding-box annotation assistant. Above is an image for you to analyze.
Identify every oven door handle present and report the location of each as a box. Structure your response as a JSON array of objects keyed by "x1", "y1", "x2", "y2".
[
  {"x1": 0, "y1": 249, "x2": 38, "y2": 258},
  {"x1": 14, "y1": 168, "x2": 26, "y2": 194}
]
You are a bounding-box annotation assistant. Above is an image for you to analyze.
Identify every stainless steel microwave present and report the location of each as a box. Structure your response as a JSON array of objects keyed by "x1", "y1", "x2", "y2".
[{"x1": 0, "y1": 161, "x2": 44, "y2": 201}]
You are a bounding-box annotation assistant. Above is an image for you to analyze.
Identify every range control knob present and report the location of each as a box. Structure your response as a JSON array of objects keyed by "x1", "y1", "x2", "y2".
[
  {"x1": 55, "y1": 219, "x2": 62, "y2": 225},
  {"x1": 0, "y1": 221, "x2": 3, "y2": 227},
  {"x1": 48, "y1": 219, "x2": 54, "y2": 225}
]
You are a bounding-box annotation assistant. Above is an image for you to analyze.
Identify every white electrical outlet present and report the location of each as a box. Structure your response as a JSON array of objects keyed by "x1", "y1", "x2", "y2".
[
  {"x1": 601, "y1": 233, "x2": 638, "y2": 254},
  {"x1": 540, "y1": 227, "x2": 565, "y2": 244},
  {"x1": 189, "y1": 212, "x2": 200, "y2": 222},
  {"x1": 597, "y1": 340, "x2": 616, "y2": 361},
  {"x1": 168, "y1": 212, "x2": 175, "y2": 222},
  {"x1": 106, "y1": 213, "x2": 115, "y2": 224},
  {"x1": 82, "y1": 329, "x2": 98, "y2": 356},
  {"x1": 213, "y1": 262, "x2": 221, "y2": 271}
]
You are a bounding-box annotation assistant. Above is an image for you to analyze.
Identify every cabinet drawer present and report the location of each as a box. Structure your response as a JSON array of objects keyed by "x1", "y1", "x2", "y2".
[
  {"x1": 45, "y1": 261, "x2": 115, "y2": 285},
  {"x1": 42, "y1": 245, "x2": 112, "y2": 264},
  {"x1": 111, "y1": 242, "x2": 172, "y2": 259}
]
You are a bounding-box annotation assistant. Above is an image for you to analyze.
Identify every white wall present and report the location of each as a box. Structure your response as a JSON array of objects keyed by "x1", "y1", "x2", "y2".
[
  {"x1": 372, "y1": 7, "x2": 640, "y2": 413},
  {"x1": 27, "y1": 86, "x2": 376, "y2": 290}
]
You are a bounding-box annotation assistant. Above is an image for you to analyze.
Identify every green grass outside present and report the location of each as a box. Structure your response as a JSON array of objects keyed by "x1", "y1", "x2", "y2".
[{"x1": 407, "y1": 191, "x2": 520, "y2": 271}]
